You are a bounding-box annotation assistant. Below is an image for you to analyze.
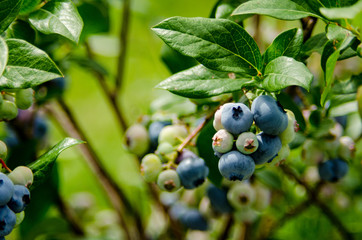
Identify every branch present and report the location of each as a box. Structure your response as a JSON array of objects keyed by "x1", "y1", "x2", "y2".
[
  {"x1": 301, "y1": 17, "x2": 318, "y2": 43},
  {"x1": 45, "y1": 99, "x2": 142, "y2": 240},
  {"x1": 218, "y1": 215, "x2": 234, "y2": 240}
]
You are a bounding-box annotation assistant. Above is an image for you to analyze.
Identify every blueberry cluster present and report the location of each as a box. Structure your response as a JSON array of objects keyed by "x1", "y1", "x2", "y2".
[
  {"x1": 125, "y1": 121, "x2": 209, "y2": 192},
  {"x1": 213, "y1": 95, "x2": 296, "y2": 181},
  {"x1": 0, "y1": 166, "x2": 33, "y2": 238},
  {"x1": 0, "y1": 89, "x2": 34, "y2": 122}
]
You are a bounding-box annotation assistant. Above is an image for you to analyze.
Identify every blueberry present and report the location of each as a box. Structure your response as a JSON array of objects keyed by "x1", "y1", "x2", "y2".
[
  {"x1": 140, "y1": 154, "x2": 163, "y2": 183},
  {"x1": 0, "y1": 100, "x2": 18, "y2": 121},
  {"x1": 279, "y1": 110, "x2": 297, "y2": 144},
  {"x1": 213, "y1": 106, "x2": 224, "y2": 131},
  {"x1": 15, "y1": 89, "x2": 34, "y2": 110},
  {"x1": 206, "y1": 184, "x2": 233, "y2": 213},
  {"x1": 0, "y1": 205, "x2": 16, "y2": 237},
  {"x1": 236, "y1": 132, "x2": 258, "y2": 154},
  {"x1": 269, "y1": 144, "x2": 290, "y2": 165},
  {"x1": 7, "y1": 166, "x2": 34, "y2": 187},
  {"x1": 0, "y1": 173, "x2": 14, "y2": 205},
  {"x1": 176, "y1": 157, "x2": 209, "y2": 189},
  {"x1": 0, "y1": 140, "x2": 7, "y2": 160},
  {"x1": 250, "y1": 132, "x2": 282, "y2": 165},
  {"x1": 35, "y1": 77, "x2": 66, "y2": 103},
  {"x1": 175, "y1": 149, "x2": 197, "y2": 164},
  {"x1": 7, "y1": 185, "x2": 31, "y2": 213},
  {"x1": 227, "y1": 183, "x2": 256, "y2": 210},
  {"x1": 33, "y1": 115, "x2": 48, "y2": 140},
  {"x1": 221, "y1": 103, "x2": 253, "y2": 135},
  {"x1": 318, "y1": 159, "x2": 349, "y2": 182},
  {"x1": 124, "y1": 124, "x2": 150, "y2": 157},
  {"x1": 148, "y1": 121, "x2": 171, "y2": 150},
  {"x1": 251, "y1": 95, "x2": 288, "y2": 135},
  {"x1": 158, "y1": 125, "x2": 188, "y2": 146},
  {"x1": 218, "y1": 151, "x2": 255, "y2": 181},
  {"x1": 156, "y1": 142, "x2": 177, "y2": 163},
  {"x1": 179, "y1": 209, "x2": 208, "y2": 231},
  {"x1": 338, "y1": 136, "x2": 355, "y2": 161},
  {"x1": 157, "y1": 169, "x2": 181, "y2": 192},
  {"x1": 212, "y1": 129, "x2": 234, "y2": 153}
]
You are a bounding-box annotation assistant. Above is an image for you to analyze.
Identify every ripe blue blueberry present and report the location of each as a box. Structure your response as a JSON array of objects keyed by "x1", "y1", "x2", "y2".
[
  {"x1": 0, "y1": 205, "x2": 16, "y2": 237},
  {"x1": 221, "y1": 103, "x2": 253, "y2": 135},
  {"x1": 175, "y1": 149, "x2": 197, "y2": 164},
  {"x1": 7, "y1": 185, "x2": 31, "y2": 213},
  {"x1": 179, "y1": 209, "x2": 208, "y2": 231},
  {"x1": 251, "y1": 95, "x2": 288, "y2": 135},
  {"x1": 218, "y1": 151, "x2": 255, "y2": 181},
  {"x1": 148, "y1": 121, "x2": 171, "y2": 150},
  {"x1": 206, "y1": 184, "x2": 233, "y2": 213},
  {"x1": 0, "y1": 173, "x2": 14, "y2": 205},
  {"x1": 176, "y1": 158, "x2": 209, "y2": 189},
  {"x1": 33, "y1": 115, "x2": 48, "y2": 140},
  {"x1": 318, "y1": 159, "x2": 349, "y2": 182},
  {"x1": 250, "y1": 132, "x2": 282, "y2": 165}
]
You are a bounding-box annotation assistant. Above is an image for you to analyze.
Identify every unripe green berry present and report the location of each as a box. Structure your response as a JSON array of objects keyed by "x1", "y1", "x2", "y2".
[
  {"x1": 0, "y1": 100, "x2": 18, "y2": 121},
  {"x1": 156, "y1": 142, "x2": 177, "y2": 163},
  {"x1": 279, "y1": 110, "x2": 296, "y2": 144},
  {"x1": 212, "y1": 129, "x2": 234, "y2": 153},
  {"x1": 227, "y1": 183, "x2": 256, "y2": 210},
  {"x1": 236, "y1": 132, "x2": 258, "y2": 154},
  {"x1": 270, "y1": 144, "x2": 290, "y2": 164},
  {"x1": 213, "y1": 106, "x2": 224, "y2": 131},
  {"x1": 15, "y1": 88, "x2": 34, "y2": 110},
  {"x1": 15, "y1": 211, "x2": 25, "y2": 227},
  {"x1": 124, "y1": 124, "x2": 150, "y2": 157},
  {"x1": 8, "y1": 166, "x2": 34, "y2": 187},
  {"x1": 158, "y1": 125, "x2": 188, "y2": 146},
  {"x1": 252, "y1": 183, "x2": 271, "y2": 211},
  {"x1": 0, "y1": 140, "x2": 8, "y2": 159},
  {"x1": 338, "y1": 136, "x2": 355, "y2": 161},
  {"x1": 140, "y1": 154, "x2": 163, "y2": 183},
  {"x1": 157, "y1": 169, "x2": 181, "y2": 192}
]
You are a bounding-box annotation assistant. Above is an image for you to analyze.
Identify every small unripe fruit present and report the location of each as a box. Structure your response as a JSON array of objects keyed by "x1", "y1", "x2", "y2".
[
  {"x1": 14, "y1": 211, "x2": 25, "y2": 228},
  {"x1": 7, "y1": 166, "x2": 34, "y2": 187},
  {"x1": 157, "y1": 169, "x2": 181, "y2": 192},
  {"x1": 270, "y1": 144, "x2": 290, "y2": 164},
  {"x1": 338, "y1": 136, "x2": 355, "y2": 161},
  {"x1": 158, "y1": 125, "x2": 188, "y2": 146},
  {"x1": 236, "y1": 132, "x2": 258, "y2": 154},
  {"x1": 279, "y1": 110, "x2": 296, "y2": 144},
  {"x1": 148, "y1": 121, "x2": 171, "y2": 150},
  {"x1": 227, "y1": 183, "x2": 256, "y2": 210},
  {"x1": 213, "y1": 106, "x2": 224, "y2": 131},
  {"x1": 0, "y1": 100, "x2": 18, "y2": 121},
  {"x1": 0, "y1": 140, "x2": 7, "y2": 159},
  {"x1": 212, "y1": 129, "x2": 234, "y2": 153},
  {"x1": 15, "y1": 88, "x2": 34, "y2": 110},
  {"x1": 124, "y1": 124, "x2": 150, "y2": 157},
  {"x1": 156, "y1": 142, "x2": 177, "y2": 163},
  {"x1": 140, "y1": 154, "x2": 163, "y2": 183}
]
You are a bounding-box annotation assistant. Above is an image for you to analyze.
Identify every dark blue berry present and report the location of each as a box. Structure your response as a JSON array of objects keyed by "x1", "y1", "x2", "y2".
[
  {"x1": 206, "y1": 184, "x2": 233, "y2": 214},
  {"x1": 148, "y1": 121, "x2": 171, "y2": 151},
  {"x1": 250, "y1": 132, "x2": 282, "y2": 165},
  {"x1": 0, "y1": 173, "x2": 14, "y2": 206},
  {"x1": 221, "y1": 103, "x2": 253, "y2": 135},
  {"x1": 179, "y1": 209, "x2": 208, "y2": 231},
  {"x1": 218, "y1": 151, "x2": 255, "y2": 181},
  {"x1": 176, "y1": 158, "x2": 209, "y2": 189},
  {"x1": 0, "y1": 205, "x2": 16, "y2": 237},
  {"x1": 318, "y1": 159, "x2": 349, "y2": 182},
  {"x1": 7, "y1": 185, "x2": 31, "y2": 213},
  {"x1": 251, "y1": 95, "x2": 288, "y2": 135}
]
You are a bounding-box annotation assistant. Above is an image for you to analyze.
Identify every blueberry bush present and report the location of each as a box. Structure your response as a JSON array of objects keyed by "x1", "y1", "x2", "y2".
[{"x1": 0, "y1": 0, "x2": 361, "y2": 239}]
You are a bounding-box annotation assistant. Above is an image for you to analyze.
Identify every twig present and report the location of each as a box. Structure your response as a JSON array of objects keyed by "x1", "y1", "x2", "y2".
[
  {"x1": 218, "y1": 215, "x2": 234, "y2": 240},
  {"x1": 45, "y1": 99, "x2": 138, "y2": 240},
  {"x1": 301, "y1": 17, "x2": 318, "y2": 43},
  {"x1": 279, "y1": 164, "x2": 354, "y2": 240},
  {"x1": 55, "y1": 193, "x2": 85, "y2": 236}
]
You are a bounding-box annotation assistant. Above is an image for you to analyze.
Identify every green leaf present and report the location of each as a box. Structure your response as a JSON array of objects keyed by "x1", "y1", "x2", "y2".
[
  {"x1": 156, "y1": 65, "x2": 256, "y2": 98},
  {"x1": 161, "y1": 44, "x2": 197, "y2": 74},
  {"x1": 29, "y1": 0, "x2": 84, "y2": 43},
  {"x1": 28, "y1": 138, "x2": 84, "y2": 189},
  {"x1": 196, "y1": 120, "x2": 223, "y2": 187},
  {"x1": 263, "y1": 28, "x2": 303, "y2": 68},
  {"x1": 326, "y1": 24, "x2": 355, "y2": 50},
  {"x1": 0, "y1": 37, "x2": 8, "y2": 77},
  {"x1": 299, "y1": 32, "x2": 328, "y2": 59},
  {"x1": 232, "y1": 0, "x2": 322, "y2": 20},
  {"x1": 321, "y1": 44, "x2": 340, "y2": 106},
  {"x1": 6, "y1": 20, "x2": 36, "y2": 44},
  {"x1": 0, "y1": 0, "x2": 22, "y2": 34},
  {"x1": 320, "y1": 1, "x2": 362, "y2": 19},
  {"x1": 262, "y1": 56, "x2": 313, "y2": 92},
  {"x1": 152, "y1": 17, "x2": 262, "y2": 76},
  {"x1": 0, "y1": 39, "x2": 63, "y2": 89},
  {"x1": 20, "y1": 0, "x2": 42, "y2": 15}
]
